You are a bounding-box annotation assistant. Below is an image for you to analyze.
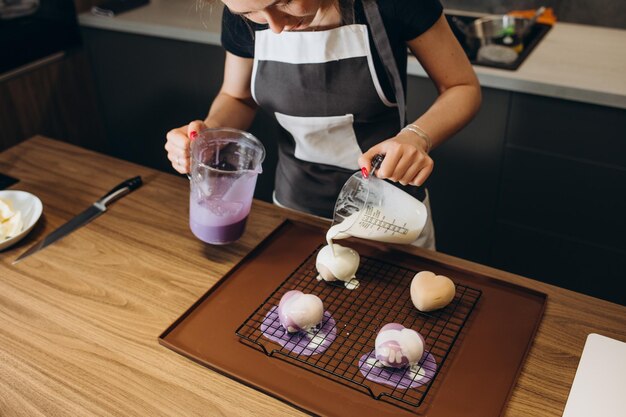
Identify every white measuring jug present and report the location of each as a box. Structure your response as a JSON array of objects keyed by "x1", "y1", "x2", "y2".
[{"x1": 327, "y1": 167, "x2": 428, "y2": 245}]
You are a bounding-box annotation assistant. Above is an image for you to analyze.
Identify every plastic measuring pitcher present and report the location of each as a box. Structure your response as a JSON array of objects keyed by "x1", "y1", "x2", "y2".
[
  {"x1": 328, "y1": 169, "x2": 428, "y2": 245},
  {"x1": 189, "y1": 128, "x2": 265, "y2": 245}
]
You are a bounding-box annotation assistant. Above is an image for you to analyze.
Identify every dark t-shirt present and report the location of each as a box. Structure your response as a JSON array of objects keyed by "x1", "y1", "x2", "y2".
[
  {"x1": 220, "y1": 0, "x2": 443, "y2": 217},
  {"x1": 221, "y1": 0, "x2": 443, "y2": 101}
]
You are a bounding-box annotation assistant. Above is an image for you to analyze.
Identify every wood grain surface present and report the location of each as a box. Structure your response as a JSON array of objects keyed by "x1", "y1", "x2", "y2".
[{"x1": 1, "y1": 136, "x2": 625, "y2": 417}]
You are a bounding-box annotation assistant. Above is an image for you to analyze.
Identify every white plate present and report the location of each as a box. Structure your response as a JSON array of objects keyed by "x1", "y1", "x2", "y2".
[{"x1": 0, "y1": 190, "x2": 43, "y2": 251}]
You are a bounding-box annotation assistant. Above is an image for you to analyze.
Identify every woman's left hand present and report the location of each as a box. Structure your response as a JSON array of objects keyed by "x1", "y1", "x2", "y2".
[{"x1": 358, "y1": 130, "x2": 433, "y2": 186}]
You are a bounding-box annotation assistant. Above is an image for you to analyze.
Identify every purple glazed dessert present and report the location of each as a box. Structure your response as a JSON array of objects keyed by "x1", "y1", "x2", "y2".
[
  {"x1": 277, "y1": 290, "x2": 324, "y2": 333},
  {"x1": 374, "y1": 323, "x2": 425, "y2": 368},
  {"x1": 260, "y1": 306, "x2": 337, "y2": 356},
  {"x1": 358, "y1": 350, "x2": 437, "y2": 389},
  {"x1": 358, "y1": 323, "x2": 435, "y2": 389}
]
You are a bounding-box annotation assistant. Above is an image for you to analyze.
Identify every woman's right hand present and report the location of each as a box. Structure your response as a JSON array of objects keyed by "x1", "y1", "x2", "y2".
[{"x1": 165, "y1": 120, "x2": 208, "y2": 174}]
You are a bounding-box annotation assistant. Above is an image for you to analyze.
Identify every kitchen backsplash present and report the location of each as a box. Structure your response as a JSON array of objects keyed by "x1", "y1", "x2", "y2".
[{"x1": 443, "y1": 0, "x2": 626, "y2": 30}]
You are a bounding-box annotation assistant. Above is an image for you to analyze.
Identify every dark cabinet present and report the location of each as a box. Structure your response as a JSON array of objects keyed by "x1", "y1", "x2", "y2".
[
  {"x1": 494, "y1": 94, "x2": 626, "y2": 305},
  {"x1": 504, "y1": 93, "x2": 626, "y2": 168},
  {"x1": 497, "y1": 147, "x2": 626, "y2": 252},
  {"x1": 407, "y1": 76, "x2": 509, "y2": 265},
  {"x1": 0, "y1": 50, "x2": 105, "y2": 152}
]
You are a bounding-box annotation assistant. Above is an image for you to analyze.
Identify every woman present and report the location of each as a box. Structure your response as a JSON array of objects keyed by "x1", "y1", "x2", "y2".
[{"x1": 165, "y1": 0, "x2": 481, "y2": 249}]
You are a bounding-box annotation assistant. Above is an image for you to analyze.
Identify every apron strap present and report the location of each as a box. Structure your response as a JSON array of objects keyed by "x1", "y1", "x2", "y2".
[{"x1": 361, "y1": 0, "x2": 406, "y2": 129}]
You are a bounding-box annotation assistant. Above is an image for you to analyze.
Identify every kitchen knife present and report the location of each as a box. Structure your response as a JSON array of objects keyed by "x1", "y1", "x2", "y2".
[{"x1": 13, "y1": 176, "x2": 142, "y2": 264}]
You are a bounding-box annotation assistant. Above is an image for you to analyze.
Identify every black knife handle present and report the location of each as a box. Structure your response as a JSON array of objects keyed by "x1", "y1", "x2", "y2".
[{"x1": 97, "y1": 176, "x2": 143, "y2": 207}]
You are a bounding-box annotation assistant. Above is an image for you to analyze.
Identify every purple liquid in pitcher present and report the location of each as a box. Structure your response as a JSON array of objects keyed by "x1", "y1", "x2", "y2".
[
  {"x1": 189, "y1": 173, "x2": 258, "y2": 244},
  {"x1": 190, "y1": 210, "x2": 249, "y2": 244}
]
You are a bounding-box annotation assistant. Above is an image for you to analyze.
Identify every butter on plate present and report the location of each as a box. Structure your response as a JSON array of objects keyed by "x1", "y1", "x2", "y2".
[
  {"x1": 0, "y1": 190, "x2": 42, "y2": 251},
  {"x1": 0, "y1": 197, "x2": 24, "y2": 241}
]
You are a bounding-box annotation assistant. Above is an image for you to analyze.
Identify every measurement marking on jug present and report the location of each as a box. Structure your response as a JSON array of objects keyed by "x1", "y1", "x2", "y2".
[{"x1": 362, "y1": 214, "x2": 409, "y2": 235}]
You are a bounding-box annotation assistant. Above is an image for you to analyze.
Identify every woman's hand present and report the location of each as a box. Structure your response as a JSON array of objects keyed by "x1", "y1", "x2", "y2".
[
  {"x1": 358, "y1": 130, "x2": 433, "y2": 186},
  {"x1": 164, "y1": 120, "x2": 207, "y2": 174}
]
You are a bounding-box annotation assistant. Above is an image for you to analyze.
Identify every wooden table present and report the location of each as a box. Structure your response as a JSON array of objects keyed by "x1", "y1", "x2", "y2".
[{"x1": 1, "y1": 136, "x2": 624, "y2": 416}]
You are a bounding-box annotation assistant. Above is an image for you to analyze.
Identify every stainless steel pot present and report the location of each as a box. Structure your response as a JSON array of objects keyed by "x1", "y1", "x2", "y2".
[{"x1": 452, "y1": 7, "x2": 545, "y2": 55}]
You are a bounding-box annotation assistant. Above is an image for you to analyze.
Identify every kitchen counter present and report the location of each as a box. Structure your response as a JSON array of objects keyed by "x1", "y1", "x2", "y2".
[
  {"x1": 77, "y1": 0, "x2": 626, "y2": 109},
  {"x1": 1, "y1": 136, "x2": 625, "y2": 416}
]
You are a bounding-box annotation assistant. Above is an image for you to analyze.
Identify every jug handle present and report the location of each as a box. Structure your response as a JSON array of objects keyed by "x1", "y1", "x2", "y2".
[{"x1": 369, "y1": 154, "x2": 384, "y2": 178}]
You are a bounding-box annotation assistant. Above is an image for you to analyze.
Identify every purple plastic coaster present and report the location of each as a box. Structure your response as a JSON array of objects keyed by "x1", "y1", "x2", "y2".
[
  {"x1": 260, "y1": 306, "x2": 336, "y2": 356},
  {"x1": 358, "y1": 350, "x2": 437, "y2": 389}
]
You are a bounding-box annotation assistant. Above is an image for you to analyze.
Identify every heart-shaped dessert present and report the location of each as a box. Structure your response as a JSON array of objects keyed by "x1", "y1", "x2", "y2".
[
  {"x1": 277, "y1": 290, "x2": 324, "y2": 333},
  {"x1": 410, "y1": 271, "x2": 456, "y2": 312},
  {"x1": 375, "y1": 323, "x2": 425, "y2": 368}
]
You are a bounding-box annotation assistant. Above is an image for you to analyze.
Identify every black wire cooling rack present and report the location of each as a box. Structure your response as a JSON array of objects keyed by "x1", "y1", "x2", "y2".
[{"x1": 235, "y1": 245, "x2": 481, "y2": 410}]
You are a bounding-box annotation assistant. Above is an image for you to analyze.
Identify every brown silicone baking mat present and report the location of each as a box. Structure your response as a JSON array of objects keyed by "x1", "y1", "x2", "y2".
[{"x1": 159, "y1": 220, "x2": 547, "y2": 417}]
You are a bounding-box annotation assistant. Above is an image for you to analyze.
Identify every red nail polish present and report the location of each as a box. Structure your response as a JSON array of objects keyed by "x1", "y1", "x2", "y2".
[
  {"x1": 190, "y1": 131, "x2": 198, "y2": 141},
  {"x1": 361, "y1": 167, "x2": 369, "y2": 179}
]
